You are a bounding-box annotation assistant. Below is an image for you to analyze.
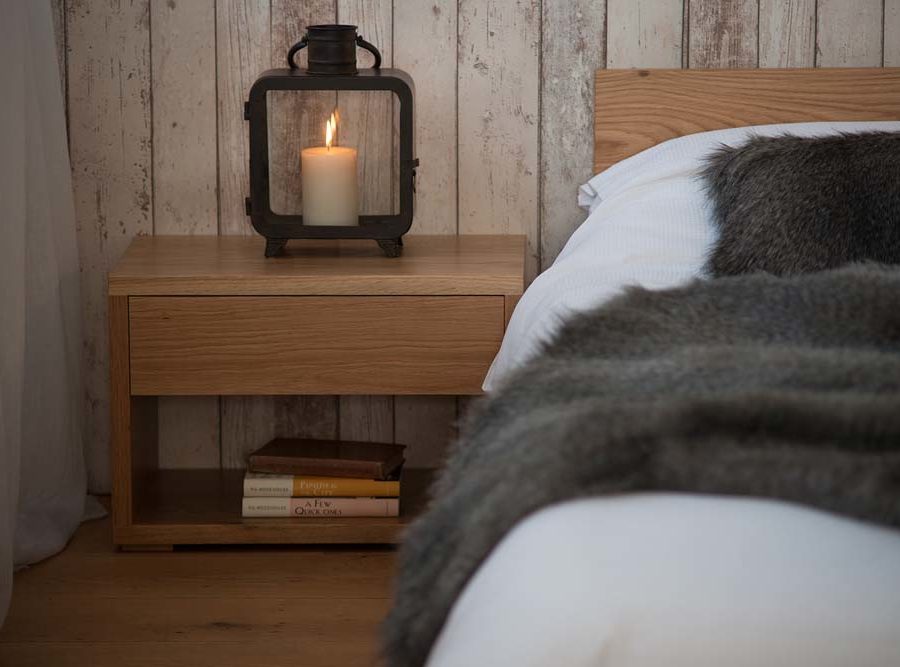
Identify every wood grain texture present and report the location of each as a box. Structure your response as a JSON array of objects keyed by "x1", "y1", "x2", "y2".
[
  {"x1": 122, "y1": 469, "x2": 432, "y2": 546},
  {"x1": 816, "y1": 0, "x2": 883, "y2": 67},
  {"x1": 594, "y1": 68, "x2": 900, "y2": 173},
  {"x1": 688, "y1": 0, "x2": 759, "y2": 67},
  {"x1": 220, "y1": 395, "x2": 338, "y2": 469},
  {"x1": 392, "y1": 1, "x2": 459, "y2": 466},
  {"x1": 339, "y1": 395, "x2": 394, "y2": 442},
  {"x1": 3, "y1": 594, "x2": 384, "y2": 645},
  {"x1": 540, "y1": 0, "x2": 607, "y2": 268},
  {"x1": 268, "y1": 0, "x2": 335, "y2": 214},
  {"x1": 252, "y1": 0, "x2": 341, "y2": 486},
  {"x1": 505, "y1": 294, "x2": 521, "y2": 329},
  {"x1": 335, "y1": 0, "x2": 397, "y2": 450},
  {"x1": 759, "y1": 0, "x2": 815, "y2": 67},
  {"x1": 213, "y1": 0, "x2": 275, "y2": 478},
  {"x1": 11, "y1": 548, "x2": 393, "y2": 600},
  {"x1": 0, "y1": 515, "x2": 394, "y2": 667},
  {"x1": 67, "y1": 0, "x2": 152, "y2": 491},
  {"x1": 395, "y1": 397, "x2": 458, "y2": 468},
  {"x1": 216, "y1": 0, "x2": 269, "y2": 235},
  {"x1": 606, "y1": 0, "x2": 683, "y2": 68},
  {"x1": 0, "y1": 642, "x2": 380, "y2": 667},
  {"x1": 157, "y1": 398, "x2": 219, "y2": 469},
  {"x1": 394, "y1": 0, "x2": 457, "y2": 234},
  {"x1": 888, "y1": 0, "x2": 900, "y2": 67},
  {"x1": 337, "y1": 0, "x2": 394, "y2": 215},
  {"x1": 60, "y1": 1, "x2": 894, "y2": 482},
  {"x1": 128, "y1": 296, "x2": 505, "y2": 396},
  {"x1": 459, "y1": 0, "x2": 541, "y2": 278},
  {"x1": 151, "y1": 0, "x2": 217, "y2": 235},
  {"x1": 108, "y1": 296, "x2": 133, "y2": 530},
  {"x1": 109, "y1": 235, "x2": 527, "y2": 297},
  {"x1": 150, "y1": 0, "x2": 220, "y2": 470}
]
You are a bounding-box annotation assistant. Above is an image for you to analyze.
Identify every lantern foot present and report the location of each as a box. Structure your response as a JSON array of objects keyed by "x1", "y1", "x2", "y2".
[
  {"x1": 265, "y1": 238, "x2": 288, "y2": 257},
  {"x1": 377, "y1": 238, "x2": 403, "y2": 258}
]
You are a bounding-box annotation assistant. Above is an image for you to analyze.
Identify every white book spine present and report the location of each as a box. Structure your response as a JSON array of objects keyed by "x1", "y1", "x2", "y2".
[
  {"x1": 242, "y1": 498, "x2": 293, "y2": 517},
  {"x1": 243, "y1": 473, "x2": 293, "y2": 497}
]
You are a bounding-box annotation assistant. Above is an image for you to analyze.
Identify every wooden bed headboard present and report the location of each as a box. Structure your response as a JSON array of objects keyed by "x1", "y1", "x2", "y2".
[{"x1": 594, "y1": 68, "x2": 900, "y2": 174}]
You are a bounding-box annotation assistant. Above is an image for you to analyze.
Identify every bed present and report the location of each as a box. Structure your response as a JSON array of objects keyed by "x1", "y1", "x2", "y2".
[{"x1": 389, "y1": 69, "x2": 900, "y2": 667}]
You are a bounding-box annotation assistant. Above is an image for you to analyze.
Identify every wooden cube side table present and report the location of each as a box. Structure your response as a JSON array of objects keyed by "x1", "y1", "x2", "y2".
[{"x1": 108, "y1": 235, "x2": 525, "y2": 549}]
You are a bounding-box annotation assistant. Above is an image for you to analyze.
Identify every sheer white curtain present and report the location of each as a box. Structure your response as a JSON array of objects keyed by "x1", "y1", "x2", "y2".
[{"x1": 0, "y1": 0, "x2": 87, "y2": 625}]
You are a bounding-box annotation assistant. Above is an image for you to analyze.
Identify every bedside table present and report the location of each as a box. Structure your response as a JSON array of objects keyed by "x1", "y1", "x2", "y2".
[{"x1": 108, "y1": 235, "x2": 525, "y2": 549}]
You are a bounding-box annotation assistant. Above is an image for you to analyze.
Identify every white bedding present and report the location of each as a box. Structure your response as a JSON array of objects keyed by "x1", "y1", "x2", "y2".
[
  {"x1": 445, "y1": 122, "x2": 900, "y2": 665},
  {"x1": 427, "y1": 495, "x2": 900, "y2": 666},
  {"x1": 483, "y1": 120, "x2": 900, "y2": 392}
]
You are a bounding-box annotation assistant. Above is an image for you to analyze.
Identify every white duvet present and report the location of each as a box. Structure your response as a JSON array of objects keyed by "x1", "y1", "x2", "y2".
[{"x1": 428, "y1": 495, "x2": 900, "y2": 666}]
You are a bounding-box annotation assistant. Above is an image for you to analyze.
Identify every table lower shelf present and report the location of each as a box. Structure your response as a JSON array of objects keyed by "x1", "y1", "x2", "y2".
[{"x1": 117, "y1": 468, "x2": 434, "y2": 548}]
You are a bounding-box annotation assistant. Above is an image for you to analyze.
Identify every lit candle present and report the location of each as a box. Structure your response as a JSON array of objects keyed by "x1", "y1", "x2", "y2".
[{"x1": 301, "y1": 112, "x2": 359, "y2": 226}]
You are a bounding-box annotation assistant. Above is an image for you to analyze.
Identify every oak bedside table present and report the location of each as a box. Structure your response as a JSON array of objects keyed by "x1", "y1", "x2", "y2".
[{"x1": 108, "y1": 235, "x2": 525, "y2": 550}]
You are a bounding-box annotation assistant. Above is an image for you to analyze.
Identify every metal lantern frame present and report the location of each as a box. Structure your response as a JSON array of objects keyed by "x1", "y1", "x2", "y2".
[{"x1": 245, "y1": 45, "x2": 417, "y2": 258}]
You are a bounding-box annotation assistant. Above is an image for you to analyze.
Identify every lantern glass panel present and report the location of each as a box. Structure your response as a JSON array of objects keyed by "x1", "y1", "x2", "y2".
[{"x1": 266, "y1": 90, "x2": 401, "y2": 219}]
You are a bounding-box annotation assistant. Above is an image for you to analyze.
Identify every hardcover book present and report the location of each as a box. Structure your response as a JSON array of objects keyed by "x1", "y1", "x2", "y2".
[
  {"x1": 243, "y1": 471, "x2": 400, "y2": 498},
  {"x1": 242, "y1": 496, "x2": 400, "y2": 518},
  {"x1": 248, "y1": 438, "x2": 406, "y2": 479}
]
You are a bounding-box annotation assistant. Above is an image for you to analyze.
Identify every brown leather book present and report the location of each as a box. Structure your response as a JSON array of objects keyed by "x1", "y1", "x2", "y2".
[{"x1": 247, "y1": 438, "x2": 406, "y2": 480}]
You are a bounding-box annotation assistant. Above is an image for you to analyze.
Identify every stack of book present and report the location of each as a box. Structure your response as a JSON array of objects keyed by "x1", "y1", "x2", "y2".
[{"x1": 241, "y1": 438, "x2": 406, "y2": 518}]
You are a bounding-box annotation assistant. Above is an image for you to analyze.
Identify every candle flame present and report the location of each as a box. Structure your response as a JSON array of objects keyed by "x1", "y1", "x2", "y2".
[{"x1": 325, "y1": 111, "x2": 338, "y2": 150}]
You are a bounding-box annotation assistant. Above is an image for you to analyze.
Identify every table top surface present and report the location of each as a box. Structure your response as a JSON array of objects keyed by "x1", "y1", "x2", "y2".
[{"x1": 109, "y1": 235, "x2": 527, "y2": 296}]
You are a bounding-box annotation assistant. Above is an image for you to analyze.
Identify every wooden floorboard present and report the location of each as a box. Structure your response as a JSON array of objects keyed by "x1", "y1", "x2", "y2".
[{"x1": 0, "y1": 516, "x2": 395, "y2": 667}]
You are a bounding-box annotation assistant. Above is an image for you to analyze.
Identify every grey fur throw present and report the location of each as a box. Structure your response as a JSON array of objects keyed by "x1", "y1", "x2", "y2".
[
  {"x1": 702, "y1": 131, "x2": 900, "y2": 277},
  {"x1": 384, "y1": 264, "x2": 900, "y2": 667}
]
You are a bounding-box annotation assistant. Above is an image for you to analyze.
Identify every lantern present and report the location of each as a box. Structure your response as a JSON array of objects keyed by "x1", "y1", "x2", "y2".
[{"x1": 245, "y1": 25, "x2": 417, "y2": 257}]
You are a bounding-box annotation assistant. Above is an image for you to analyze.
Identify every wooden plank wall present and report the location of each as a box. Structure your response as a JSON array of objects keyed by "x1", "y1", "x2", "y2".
[{"x1": 58, "y1": 0, "x2": 896, "y2": 490}]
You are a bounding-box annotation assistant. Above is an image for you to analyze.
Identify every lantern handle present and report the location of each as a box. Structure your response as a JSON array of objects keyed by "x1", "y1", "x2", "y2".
[
  {"x1": 287, "y1": 36, "x2": 308, "y2": 69},
  {"x1": 356, "y1": 35, "x2": 382, "y2": 69}
]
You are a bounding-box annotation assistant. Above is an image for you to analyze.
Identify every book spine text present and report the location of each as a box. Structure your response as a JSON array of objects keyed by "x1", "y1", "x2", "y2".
[
  {"x1": 242, "y1": 497, "x2": 400, "y2": 518},
  {"x1": 243, "y1": 475, "x2": 399, "y2": 498}
]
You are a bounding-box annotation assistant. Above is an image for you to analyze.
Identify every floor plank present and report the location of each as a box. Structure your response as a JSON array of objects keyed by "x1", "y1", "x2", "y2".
[{"x1": 0, "y1": 516, "x2": 395, "y2": 666}]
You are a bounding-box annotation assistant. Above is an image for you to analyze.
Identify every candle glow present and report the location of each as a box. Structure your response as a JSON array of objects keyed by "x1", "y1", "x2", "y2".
[
  {"x1": 326, "y1": 112, "x2": 336, "y2": 150},
  {"x1": 301, "y1": 109, "x2": 358, "y2": 226}
]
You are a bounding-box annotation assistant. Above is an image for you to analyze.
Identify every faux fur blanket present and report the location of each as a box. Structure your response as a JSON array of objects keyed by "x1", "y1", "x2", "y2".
[{"x1": 384, "y1": 264, "x2": 900, "y2": 667}]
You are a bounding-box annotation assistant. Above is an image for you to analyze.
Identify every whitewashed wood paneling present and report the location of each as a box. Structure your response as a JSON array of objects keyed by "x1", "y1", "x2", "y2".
[
  {"x1": 392, "y1": 0, "x2": 460, "y2": 462},
  {"x1": 216, "y1": 0, "x2": 273, "y2": 471},
  {"x1": 216, "y1": 0, "x2": 270, "y2": 236},
  {"x1": 759, "y1": 0, "x2": 815, "y2": 67},
  {"x1": 540, "y1": 0, "x2": 607, "y2": 267},
  {"x1": 816, "y1": 0, "x2": 883, "y2": 67},
  {"x1": 333, "y1": 0, "x2": 399, "y2": 451},
  {"x1": 67, "y1": 0, "x2": 152, "y2": 490},
  {"x1": 689, "y1": 0, "x2": 759, "y2": 67},
  {"x1": 458, "y1": 0, "x2": 541, "y2": 278},
  {"x1": 393, "y1": 0, "x2": 458, "y2": 234},
  {"x1": 60, "y1": 0, "x2": 893, "y2": 487},
  {"x1": 887, "y1": 0, "x2": 900, "y2": 67},
  {"x1": 269, "y1": 0, "x2": 336, "y2": 215},
  {"x1": 151, "y1": 0, "x2": 220, "y2": 469},
  {"x1": 607, "y1": 0, "x2": 682, "y2": 68},
  {"x1": 219, "y1": 1, "x2": 340, "y2": 470},
  {"x1": 395, "y1": 398, "x2": 457, "y2": 469}
]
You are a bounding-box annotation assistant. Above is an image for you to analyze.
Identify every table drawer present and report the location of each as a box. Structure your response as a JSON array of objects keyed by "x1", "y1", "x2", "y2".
[{"x1": 128, "y1": 296, "x2": 504, "y2": 395}]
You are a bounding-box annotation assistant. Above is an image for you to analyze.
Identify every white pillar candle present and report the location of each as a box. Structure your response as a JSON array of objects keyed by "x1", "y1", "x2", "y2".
[{"x1": 301, "y1": 145, "x2": 359, "y2": 226}]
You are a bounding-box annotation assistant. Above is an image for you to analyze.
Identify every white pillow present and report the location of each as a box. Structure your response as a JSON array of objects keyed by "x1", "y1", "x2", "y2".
[{"x1": 483, "y1": 121, "x2": 900, "y2": 392}]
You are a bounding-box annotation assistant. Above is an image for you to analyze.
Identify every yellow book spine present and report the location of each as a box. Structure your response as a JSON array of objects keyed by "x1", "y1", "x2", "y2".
[{"x1": 291, "y1": 477, "x2": 399, "y2": 497}]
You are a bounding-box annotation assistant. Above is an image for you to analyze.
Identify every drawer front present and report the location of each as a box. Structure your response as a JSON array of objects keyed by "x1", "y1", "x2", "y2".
[{"x1": 129, "y1": 296, "x2": 504, "y2": 395}]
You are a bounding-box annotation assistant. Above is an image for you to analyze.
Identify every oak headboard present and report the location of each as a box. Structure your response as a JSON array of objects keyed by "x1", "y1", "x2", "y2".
[{"x1": 594, "y1": 68, "x2": 900, "y2": 174}]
